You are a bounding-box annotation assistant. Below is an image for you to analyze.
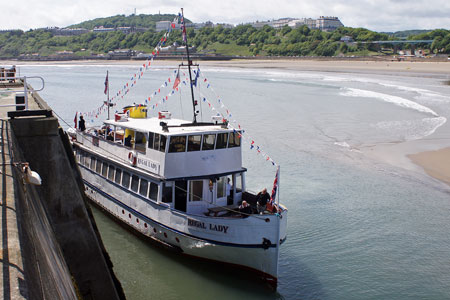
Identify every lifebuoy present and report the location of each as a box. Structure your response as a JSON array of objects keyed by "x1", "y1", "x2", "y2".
[
  {"x1": 262, "y1": 238, "x2": 272, "y2": 250},
  {"x1": 128, "y1": 151, "x2": 137, "y2": 166}
]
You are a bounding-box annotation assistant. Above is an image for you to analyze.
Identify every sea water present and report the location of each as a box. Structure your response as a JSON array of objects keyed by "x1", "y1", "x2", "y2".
[{"x1": 20, "y1": 63, "x2": 450, "y2": 299}]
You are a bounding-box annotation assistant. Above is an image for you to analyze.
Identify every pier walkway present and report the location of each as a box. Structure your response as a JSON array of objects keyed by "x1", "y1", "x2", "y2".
[
  {"x1": 0, "y1": 82, "x2": 31, "y2": 299},
  {"x1": 0, "y1": 78, "x2": 124, "y2": 299}
]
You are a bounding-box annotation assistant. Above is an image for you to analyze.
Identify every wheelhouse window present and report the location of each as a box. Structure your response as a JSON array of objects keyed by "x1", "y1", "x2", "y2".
[
  {"x1": 149, "y1": 182, "x2": 158, "y2": 201},
  {"x1": 159, "y1": 135, "x2": 167, "y2": 153},
  {"x1": 122, "y1": 171, "x2": 130, "y2": 188},
  {"x1": 131, "y1": 175, "x2": 139, "y2": 193},
  {"x1": 216, "y1": 133, "x2": 228, "y2": 149},
  {"x1": 202, "y1": 134, "x2": 216, "y2": 151},
  {"x1": 189, "y1": 181, "x2": 203, "y2": 202},
  {"x1": 154, "y1": 134, "x2": 160, "y2": 151},
  {"x1": 187, "y1": 135, "x2": 202, "y2": 151},
  {"x1": 135, "y1": 132, "x2": 147, "y2": 153},
  {"x1": 139, "y1": 179, "x2": 148, "y2": 197},
  {"x1": 148, "y1": 132, "x2": 155, "y2": 149},
  {"x1": 169, "y1": 135, "x2": 187, "y2": 153},
  {"x1": 114, "y1": 169, "x2": 122, "y2": 185},
  {"x1": 228, "y1": 131, "x2": 241, "y2": 148}
]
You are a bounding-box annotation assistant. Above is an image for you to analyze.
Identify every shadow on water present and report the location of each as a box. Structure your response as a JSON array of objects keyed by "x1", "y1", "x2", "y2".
[{"x1": 90, "y1": 205, "x2": 323, "y2": 300}]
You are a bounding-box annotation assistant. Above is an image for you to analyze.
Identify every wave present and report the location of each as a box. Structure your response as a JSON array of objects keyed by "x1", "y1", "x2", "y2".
[
  {"x1": 340, "y1": 87, "x2": 439, "y2": 117},
  {"x1": 374, "y1": 117, "x2": 447, "y2": 140}
]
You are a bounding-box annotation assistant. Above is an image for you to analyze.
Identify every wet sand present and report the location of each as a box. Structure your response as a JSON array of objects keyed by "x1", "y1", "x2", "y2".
[
  {"x1": 1, "y1": 58, "x2": 450, "y2": 77},
  {"x1": 409, "y1": 148, "x2": 450, "y2": 186}
]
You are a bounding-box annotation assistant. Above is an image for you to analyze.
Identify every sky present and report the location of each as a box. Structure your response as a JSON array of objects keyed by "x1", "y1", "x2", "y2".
[{"x1": 2, "y1": 0, "x2": 450, "y2": 32}]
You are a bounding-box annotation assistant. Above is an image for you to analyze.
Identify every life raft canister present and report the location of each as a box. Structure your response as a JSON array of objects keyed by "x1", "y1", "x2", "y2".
[{"x1": 128, "y1": 151, "x2": 137, "y2": 166}]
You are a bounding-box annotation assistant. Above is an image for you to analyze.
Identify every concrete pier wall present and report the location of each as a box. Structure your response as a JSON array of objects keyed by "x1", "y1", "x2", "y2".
[
  {"x1": 1, "y1": 80, "x2": 125, "y2": 299},
  {"x1": 10, "y1": 115, "x2": 124, "y2": 300}
]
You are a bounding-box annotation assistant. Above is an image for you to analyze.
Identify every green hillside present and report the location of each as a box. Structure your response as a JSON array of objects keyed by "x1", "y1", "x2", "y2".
[
  {"x1": 0, "y1": 14, "x2": 449, "y2": 58},
  {"x1": 68, "y1": 14, "x2": 190, "y2": 30}
]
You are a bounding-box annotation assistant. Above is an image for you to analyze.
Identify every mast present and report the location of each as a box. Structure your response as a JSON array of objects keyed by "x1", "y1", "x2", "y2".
[
  {"x1": 106, "y1": 70, "x2": 110, "y2": 120},
  {"x1": 181, "y1": 8, "x2": 197, "y2": 124}
]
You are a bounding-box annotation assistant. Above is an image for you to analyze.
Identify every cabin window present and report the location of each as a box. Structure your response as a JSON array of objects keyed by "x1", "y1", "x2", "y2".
[
  {"x1": 108, "y1": 166, "x2": 115, "y2": 181},
  {"x1": 135, "y1": 132, "x2": 147, "y2": 153},
  {"x1": 131, "y1": 175, "x2": 139, "y2": 193},
  {"x1": 162, "y1": 183, "x2": 173, "y2": 203},
  {"x1": 228, "y1": 131, "x2": 241, "y2": 148},
  {"x1": 189, "y1": 181, "x2": 203, "y2": 202},
  {"x1": 169, "y1": 135, "x2": 187, "y2": 153},
  {"x1": 216, "y1": 133, "x2": 228, "y2": 149},
  {"x1": 187, "y1": 135, "x2": 202, "y2": 151},
  {"x1": 149, "y1": 182, "x2": 158, "y2": 201},
  {"x1": 102, "y1": 162, "x2": 108, "y2": 177},
  {"x1": 78, "y1": 152, "x2": 84, "y2": 165},
  {"x1": 122, "y1": 171, "x2": 130, "y2": 188},
  {"x1": 159, "y1": 135, "x2": 167, "y2": 153},
  {"x1": 115, "y1": 169, "x2": 122, "y2": 185},
  {"x1": 90, "y1": 157, "x2": 96, "y2": 171},
  {"x1": 154, "y1": 134, "x2": 160, "y2": 151},
  {"x1": 96, "y1": 159, "x2": 102, "y2": 174},
  {"x1": 235, "y1": 173, "x2": 242, "y2": 192},
  {"x1": 148, "y1": 132, "x2": 155, "y2": 149},
  {"x1": 217, "y1": 176, "x2": 226, "y2": 198},
  {"x1": 202, "y1": 134, "x2": 216, "y2": 150},
  {"x1": 84, "y1": 155, "x2": 90, "y2": 167},
  {"x1": 139, "y1": 179, "x2": 148, "y2": 197}
]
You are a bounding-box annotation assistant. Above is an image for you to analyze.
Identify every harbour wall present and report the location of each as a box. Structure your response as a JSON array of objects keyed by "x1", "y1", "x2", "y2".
[{"x1": 3, "y1": 81, "x2": 125, "y2": 299}]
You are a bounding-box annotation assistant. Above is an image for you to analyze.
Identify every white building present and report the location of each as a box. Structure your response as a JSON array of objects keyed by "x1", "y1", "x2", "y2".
[{"x1": 315, "y1": 16, "x2": 343, "y2": 31}]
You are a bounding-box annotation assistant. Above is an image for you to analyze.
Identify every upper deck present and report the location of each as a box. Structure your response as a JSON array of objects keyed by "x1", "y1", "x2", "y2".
[{"x1": 75, "y1": 115, "x2": 244, "y2": 180}]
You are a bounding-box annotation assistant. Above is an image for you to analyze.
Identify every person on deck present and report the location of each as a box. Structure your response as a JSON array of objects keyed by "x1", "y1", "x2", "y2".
[
  {"x1": 256, "y1": 188, "x2": 270, "y2": 214},
  {"x1": 78, "y1": 115, "x2": 86, "y2": 132},
  {"x1": 124, "y1": 135, "x2": 132, "y2": 147},
  {"x1": 239, "y1": 200, "x2": 252, "y2": 216}
]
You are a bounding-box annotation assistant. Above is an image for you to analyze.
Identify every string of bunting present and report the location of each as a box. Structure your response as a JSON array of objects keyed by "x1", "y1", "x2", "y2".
[
  {"x1": 78, "y1": 13, "x2": 183, "y2": 122},
  {"x1": 193, "y1": 70, "x2": 279, "y2": 168}
]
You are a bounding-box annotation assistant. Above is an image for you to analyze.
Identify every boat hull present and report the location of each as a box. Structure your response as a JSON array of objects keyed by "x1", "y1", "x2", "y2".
[{"x1": 81, "y1": 167, "x2": 286, "y2": 286}]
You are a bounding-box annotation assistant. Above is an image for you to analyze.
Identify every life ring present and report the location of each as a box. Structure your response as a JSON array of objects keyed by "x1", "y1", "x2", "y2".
[
  {"x1": 262, "y1": 238, "x2": 272, "y2": 250},
  {"x1": 128, "y1": 151, "x2": 137, "y2": 166}
]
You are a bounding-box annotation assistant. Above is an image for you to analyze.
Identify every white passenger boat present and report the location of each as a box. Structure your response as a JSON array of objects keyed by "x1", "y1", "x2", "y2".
[{"x1": 71, "y1": 10, "x2": 287, "y2": 287}]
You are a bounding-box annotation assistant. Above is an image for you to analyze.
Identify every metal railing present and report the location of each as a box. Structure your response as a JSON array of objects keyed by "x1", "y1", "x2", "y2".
[{"x1": 0, "y1": 76, "x2": 45, "y2": 111}]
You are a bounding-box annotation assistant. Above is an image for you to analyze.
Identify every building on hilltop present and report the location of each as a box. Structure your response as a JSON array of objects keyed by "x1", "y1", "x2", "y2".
[
  {"x1": 316, "y1": 16, "x2": 343, "y2": 31},
  {"x1": 249, "y1": 16, "x2": 343, "y2": 31}
]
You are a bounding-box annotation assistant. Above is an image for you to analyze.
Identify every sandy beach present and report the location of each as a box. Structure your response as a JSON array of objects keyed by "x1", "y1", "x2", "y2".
[
  {"x1": 409, "y1": 148, "x2": 450, "y2": 185},
  {"x1": 1, "y1": 58, "x2": 450, "y2": 78}
]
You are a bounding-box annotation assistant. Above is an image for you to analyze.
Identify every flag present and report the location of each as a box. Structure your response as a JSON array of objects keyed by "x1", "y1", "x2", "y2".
[
  {"x1": 270, "y1": 166, "x2": 280, "y2": 203},
  {"x1": 173, "y1": 71, "x2": 181, "y2": 89},
  {"x1": 104, "y1": 71, "x2": 109, "y2": 94},
  {"x1": 181, "y1": 20, "x2": 187, "y2": 42},
  {"x1": 193, "y1": 69, "x2": 200, "y2": 87},
  {"x1": 74, "y1": 112, "x2": 77, "y2": 129}
]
